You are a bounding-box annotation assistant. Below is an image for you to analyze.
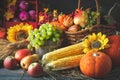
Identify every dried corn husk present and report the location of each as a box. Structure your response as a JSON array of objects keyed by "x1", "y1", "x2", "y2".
[{"x1": 0, "y1": 39, "x2": 29, "y2": 60}]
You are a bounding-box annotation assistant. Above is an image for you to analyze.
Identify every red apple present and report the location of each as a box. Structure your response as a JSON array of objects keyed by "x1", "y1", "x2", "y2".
[
  {"x1": 74, "y1": 9, "x2": 83, "y2": 25},
  {"x1": 27, "y1": 62, "x2": 43, "y2": 77},
  {"x1": 3, "y1": 56, "x2": 19, "y2": 70},
  {"x1": 15, "y1": 49, "x2": 31, "y2": 62}
]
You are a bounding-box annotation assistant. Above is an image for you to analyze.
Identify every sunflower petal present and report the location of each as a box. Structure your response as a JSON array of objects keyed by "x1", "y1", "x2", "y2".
[
  {"x1": 83, "y1": 32, "x2": 109, "y2": 53},
  {"x1": 7, "y1": 23, "x2": 33, "y2": 42}
]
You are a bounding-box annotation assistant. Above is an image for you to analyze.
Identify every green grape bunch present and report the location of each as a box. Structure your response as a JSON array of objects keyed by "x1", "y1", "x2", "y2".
[
  {"x1": 27, "y1": 23, "x2": 63, "y2": 50},
  {"x1": 85, "y1": 9, "x2": 100, "y2": 28}
]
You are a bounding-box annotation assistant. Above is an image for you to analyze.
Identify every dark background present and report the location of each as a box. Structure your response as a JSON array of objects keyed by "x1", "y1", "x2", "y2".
[
  {"x1": 0, "y1": 0, "x2": 120, "y2": 24},
  {"x1": 42, "y1": 0, "x2": 118, "y2": 13},
  {"x1": 41, "y1": 0, "x2": 120, "y2": 22}
]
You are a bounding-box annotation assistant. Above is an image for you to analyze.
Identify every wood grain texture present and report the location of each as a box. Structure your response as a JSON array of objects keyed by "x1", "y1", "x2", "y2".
[{"x1": 0, "y1": 67, "x2": 120, "y2": 80}]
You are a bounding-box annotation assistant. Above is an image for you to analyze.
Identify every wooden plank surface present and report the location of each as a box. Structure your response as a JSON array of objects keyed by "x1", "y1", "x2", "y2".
[
  {"x1": 0, "y1": 68, "x2": 68, "y2": 80},
  {"x1": 0, "y1": 67, "x2": 120, "y2": 80},
  {"x1": 0, "y1": 68, "x2": 23, "y2": 80},
  {"x1": 0, "y1": 68, "x2": 53, "y2": 80}
]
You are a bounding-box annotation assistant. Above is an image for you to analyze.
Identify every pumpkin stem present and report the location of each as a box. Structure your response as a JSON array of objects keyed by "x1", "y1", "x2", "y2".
[{"x1": 93, "y1": 53, "x2": 99, "y2": 57}]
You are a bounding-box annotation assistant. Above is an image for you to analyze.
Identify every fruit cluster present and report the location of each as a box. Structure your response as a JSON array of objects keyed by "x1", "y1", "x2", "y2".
[
  {"x1": 3, "y1": 49, "x2": 43, "y2": 77},
  {"x1": 1, "y1": 33, "x2": 120, "y2": 79},
  {"x1": 18, "y1": 0, "x2": 36, "y2": 21},
  {"x1": 27, "y1": 23, "x2": 62, "y2": 49},
  {"x1": 37, "y1": 8, "x2": 99, "y2": 32},
  {"x1": 4, "y1": 0, "x2": 36, "y2": 22},
  {"x1": 38, "y1": 9, "x2": 58, "y2": 26},
  {"x1": 60, "y1": 8, "x2": 100, "y2": 32}
]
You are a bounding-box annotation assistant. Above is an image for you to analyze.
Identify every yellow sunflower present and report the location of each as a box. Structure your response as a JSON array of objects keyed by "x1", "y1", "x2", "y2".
[
  {"x1": 83, "y1": 32, "x2": 110, "y2": 53},
  {"x1": 7, "y1": 23, "x2": 33, "y2": 42}
]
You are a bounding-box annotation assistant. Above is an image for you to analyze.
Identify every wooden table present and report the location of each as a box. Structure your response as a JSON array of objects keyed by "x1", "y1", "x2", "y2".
[
  {"x1": 0, "y1": 67, "x2": 120, "y2": 80},
  {"x1": 0, "y1": 68, "x2": 53, "y2": 80},
  {"x1": 0, "y1": 68, "x2": 80, "y2": 80}
]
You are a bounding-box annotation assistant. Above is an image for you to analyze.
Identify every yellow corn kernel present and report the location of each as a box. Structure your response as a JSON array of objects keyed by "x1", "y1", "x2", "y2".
[
  {"x1": 42, "y1": 42, "x2": 84, "y2": 65},
  {"x1": 45, "y1": 54, "x2": 85, "y2": 71}
]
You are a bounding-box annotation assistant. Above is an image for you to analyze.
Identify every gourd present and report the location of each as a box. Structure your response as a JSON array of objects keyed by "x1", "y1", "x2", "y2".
[
  {"x1": 104, "y1": 35, "x2": 120, "y2": 66},
  {"x1": 63, "y1": 15, "x2": 73, "y2": 27},
  {"x1": 80, "y1": 50, "x2": 112, "y2": 78}
]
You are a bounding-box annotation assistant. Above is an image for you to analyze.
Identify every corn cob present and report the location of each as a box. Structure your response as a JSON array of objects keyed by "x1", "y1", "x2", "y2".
[
  {"x1": 44, "y1": 54, "x2": 85, "y2": 71},
  {"x1": 42, "y1": 42, "x2": 84, "y2": 65}
]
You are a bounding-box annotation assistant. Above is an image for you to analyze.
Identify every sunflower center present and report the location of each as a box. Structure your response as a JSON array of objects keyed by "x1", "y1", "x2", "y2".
[
  {"x1": 91, "y1": 40, "x2": 101, "y2": 49},
  {"x1": 15, "y1": 30, "x2": 28, "y2": 41}
]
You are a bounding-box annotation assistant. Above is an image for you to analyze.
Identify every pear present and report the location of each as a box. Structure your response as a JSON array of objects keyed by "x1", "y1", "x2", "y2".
[{"x1": 20, "y1": 54, "x2": 40, "y2": 70}]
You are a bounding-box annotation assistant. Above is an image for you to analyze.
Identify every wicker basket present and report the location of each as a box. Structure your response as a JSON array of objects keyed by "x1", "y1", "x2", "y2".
[
  {"x1": 64, "y1": 0, "x2": 116, "y2": 45},
  {"x1": 35, "y1": 40, "x2": 61, "y2": 57},
  {"x1": 64, "y1": 24, "x2": 116, "y2": 45}
]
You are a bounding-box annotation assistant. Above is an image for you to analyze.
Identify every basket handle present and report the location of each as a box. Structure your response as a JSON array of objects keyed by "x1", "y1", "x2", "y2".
[{"x1": 77, "y1": 0, "x2": 100, "y2": 24}]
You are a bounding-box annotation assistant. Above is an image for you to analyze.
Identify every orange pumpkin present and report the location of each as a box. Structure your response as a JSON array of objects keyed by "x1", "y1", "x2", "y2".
[
  {"x1": 80, "y1": 50, "x2": 112, "y2": 78},
  {"x1": 104, "y1": 35, "x2": 120, "y2": 66}
]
